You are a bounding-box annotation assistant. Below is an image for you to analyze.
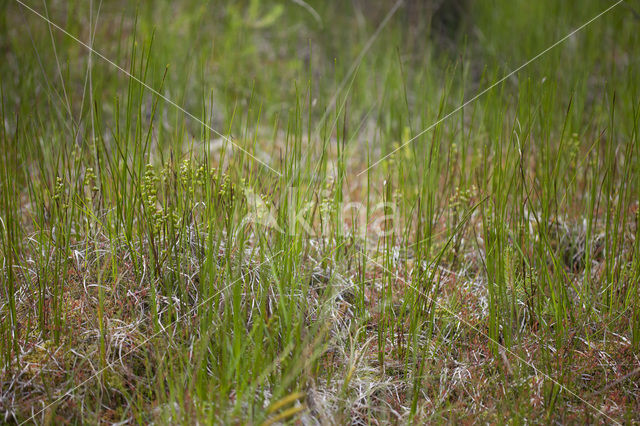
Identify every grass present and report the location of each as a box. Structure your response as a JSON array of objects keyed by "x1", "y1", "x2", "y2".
[{"x1": 1, "y1": 0, "x2": 639, "y2": 423}]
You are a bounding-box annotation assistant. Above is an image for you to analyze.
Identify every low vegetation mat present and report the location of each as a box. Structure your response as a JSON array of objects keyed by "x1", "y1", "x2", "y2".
[{"x1": 1, "y1": 0, "x2": 639, "y2": 423}]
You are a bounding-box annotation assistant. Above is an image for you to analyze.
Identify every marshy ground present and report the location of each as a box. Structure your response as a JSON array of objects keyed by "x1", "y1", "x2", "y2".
[{"x1": 1, "y1": 0, "x2": 639, "y2": 424}]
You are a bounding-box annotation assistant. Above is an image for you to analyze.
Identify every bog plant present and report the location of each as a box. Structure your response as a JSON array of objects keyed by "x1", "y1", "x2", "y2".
[{"x1": 1, "y1": 0, "x2": 639, "y2": 424}]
